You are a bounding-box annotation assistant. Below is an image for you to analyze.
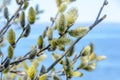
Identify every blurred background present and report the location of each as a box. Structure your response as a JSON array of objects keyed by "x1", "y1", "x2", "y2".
[{"x1": 0, "y1": 0, "x2": 120, "y2": 80}]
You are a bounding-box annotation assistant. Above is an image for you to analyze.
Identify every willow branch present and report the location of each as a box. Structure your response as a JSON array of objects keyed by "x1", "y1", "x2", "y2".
[
  {"x1": 0, "y1": 4, "x2": 23, "y2": 38},
  {"x1": 47, "y1": 15, "x2": 106, "y2": 73}
]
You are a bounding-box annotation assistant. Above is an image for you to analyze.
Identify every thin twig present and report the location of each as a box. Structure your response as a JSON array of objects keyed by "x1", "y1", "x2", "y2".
[
  {"x1": 0, "y1": 4, "x2": 23, "y2": 38},
  {"x1": 47, "y1": 15, "x2": 106, "y2": 73},
  {"x1": 95, "y1": 0, "x2": 108, "y2": 22},
  {"x1": 10, "y1": 57, "x2": 29, "y2": 65},
  {"x1": 15, "y1": 29, "x2": 25, "y2": 45}
]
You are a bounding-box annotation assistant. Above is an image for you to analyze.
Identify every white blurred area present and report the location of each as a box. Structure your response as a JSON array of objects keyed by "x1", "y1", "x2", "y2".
[
  {"x1": 34, "y1": 0, "x2": 120, "y2": 23},
  {"x1": 1, "y1": 0, "x2": 120, "y2": 23}
]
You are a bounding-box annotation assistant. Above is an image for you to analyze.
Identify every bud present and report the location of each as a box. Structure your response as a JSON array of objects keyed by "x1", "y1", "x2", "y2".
[
  {"x1": 58, "y1": 45, "x2": 65, "y2": 51},
  {"x1": 8, "y1": 46, "x2": 14, "y2": 59},
  {"x1": 72, "y1": 71, "x2": 83, "y2": 77},
  {"x1": 40, "y1": 65, "x2": 46, "y2": 75},
  {"x1": 42, "y1": 27, "x2": 48, "y2": 38},
  {"x1": 78, "y1": 56, "x2": 88, "y2": 69},
  {"x1": 66, "y1": 7, "x2": 78, "y2": 27},
  {"x1": 4, "y1": 6, "x2": 9, "y2": 20},
  {"x1": 81, "y1": 46, "x2": 91, "y2": 56},
  {"x1": 37, "y1": 54, "x2": 47, "y2": 62},
  {"x1": 27, "y1": 65, "x2": 36, "y2": 79},
  {"x1": 47, "y1": 28, "x2": 53, "y2": 40},
  {"x1": 39, "y1": 74, "x2": 47, "y2": 80},
  {"x1": 28, "y1": 7, "x2": 36, "y2": 24},
  {"x1": 23, "y1": 1, "x2": 29, "y2": 9},
  {"x1": 32, "y1": 60, "x2": 39, "y2": 68},
  {"x1": 58, "y1": 3, "x2": 67, "y2": 12},
  {"x1": 88, "y1": 52, "x2": 96, "y2": 61},
  {"x1": 56, "y1": 13, "x2": 67, "y2": 34},
  {"x1": 53, "y1": 74, "x2": 61, "y2": 80},
  {"x1": 52, "y1": 53, "x2": 62, "y2": 64},
  {"x1": 56, "y1": 0, "x2": 62, "y2": 7},
  {"x1": 7, "y1": 29, "x2": 16, "y2": 46},
  {"x1": 29, "y1": 48, "x2": 37, "y2": 59},
  {"x1": 50, "y1": 40, "x2": 57, "y2": 50},
  {"x1": 37, "y1": 35, "x2": 43, "y2": 49},
  {"x1": 104, "y1": 0, "x2": 108, "y2": 5},
  {"x1": 3, "y1": 58, "x2": 10, "y2": 69},
  {"x1": 83, "y1": 63, "x2": 96, "y2": 71},
  {"x1": 67, "y1": 47, "x2": 74, "y2": 57},
  {"x1": 96, "y1": 55, "x2": 106, "y2": 61},
  {"x1": 19, "y1": 11, "x2": 25, "y2": 29},
  {"x1": 68, "y1": 27, "x2": 89, "y2": 37},
  {"x1": 23, "y1": 24, "x2": 31, "y2": 37},
  {"x1": 16, "y1": 0, "x2": 23, "y2": 5}
]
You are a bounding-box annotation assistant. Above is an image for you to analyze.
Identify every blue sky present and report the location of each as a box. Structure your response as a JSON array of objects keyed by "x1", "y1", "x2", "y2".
[{"x1": 1, "y1": 0, "x2": 120, "y2": 23}]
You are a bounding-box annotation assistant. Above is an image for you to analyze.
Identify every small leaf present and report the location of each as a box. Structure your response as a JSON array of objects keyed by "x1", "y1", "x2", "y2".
[
  {"x1": 68, "y1": 27, "x2": 89, "y2": 37},
  {"x1": 37, "y1": 35, "x2": 43, "y2": 49},
  {"x1": 22, "y1": 24, "x2": 31, "y2": 37},
  {"x1": 19, "y1": 11, "x2": 25, "y2": 29},
  {"x1": 28, "y1": 7, "x2": 36, "y2": 24},
  {"x1": 4, "y1": 6, "x2": 9, "y2": 20},
  {"x1": 8, "y1": 45, "x2": 14, "y2": 59},
  {"x1": 7, "y1": 29, "x2": 16, "y2": 46},
  {"x1": 72, "y1": 71, "x2": 83, "y2": 77},
  {"x1": 39, "y1": 74, "x2": 47, "y2": 80}
]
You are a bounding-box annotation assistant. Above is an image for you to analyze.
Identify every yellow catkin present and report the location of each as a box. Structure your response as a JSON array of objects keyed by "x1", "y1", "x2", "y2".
[{"x1": 28, "y1": 7, "x2": 36, "y2": 24}]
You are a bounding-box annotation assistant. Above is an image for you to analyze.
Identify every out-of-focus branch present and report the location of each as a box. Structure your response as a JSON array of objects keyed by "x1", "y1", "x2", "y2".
[
  {"x1": 0, "y1": 4, "x2": 23, "y2": 38},
  {"x1": 47, "y1": 15, "x2": 106, "y2": 73},
  {"x1": 46, "y1": 0, "x2": 108, "y2": 72}
]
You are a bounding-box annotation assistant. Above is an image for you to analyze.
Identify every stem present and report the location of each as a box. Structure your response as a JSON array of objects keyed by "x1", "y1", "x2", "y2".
[
  {"x1": 0, "y1": 4, "x2": 23, "y2": 38},
  {"x1": 95, "y1": 0, "x2": 108, "y2": 22},
  {"x1": 10, "y1": 57, "x2": 29, "y2": 65},
  {"x1": 47, "y1": 15, "x2": 106, "y2": 73},
  {"x1": 15, "y1": 29, "x2": 25, "y2": 45}
]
